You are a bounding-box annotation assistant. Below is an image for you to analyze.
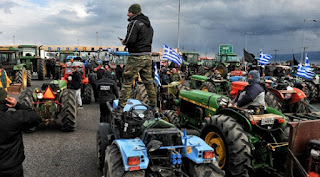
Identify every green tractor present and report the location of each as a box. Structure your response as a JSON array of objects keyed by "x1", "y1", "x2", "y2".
[
  {"x1": 18, "y1": 45, "x2": 46, "y2": 80},
  {"x1": 213, "y1": 53, "x2": 241, "y2": 78},
  {"x1": 18, "y1": 80, "x2": 77, "y2": 132},
  {"x1": 0, "y1": 46, "x2": 29, "y2": 88},
  {"x1": 189, "y1": 75, "x2": 231, "y2": 96},
  {"x1": 164, "y1": 90, "x2": 291, "y2": 176},
  {"x1": 181, "y1": 52, "x2": 201, "y2": 79}
]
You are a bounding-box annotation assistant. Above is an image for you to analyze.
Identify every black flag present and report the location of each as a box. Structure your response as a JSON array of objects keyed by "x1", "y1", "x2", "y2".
[
  {"x1": 243, "y1": 49, "x2": 255, "y2": 62},
  {"x1": 293, "y1": 54, "x2": 299, "y2": 65}
]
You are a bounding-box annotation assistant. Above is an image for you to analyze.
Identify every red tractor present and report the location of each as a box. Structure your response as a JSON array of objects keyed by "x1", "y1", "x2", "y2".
[
  {"x1": 61, "y1": 60, "x2": 93, "y2": 104},
  {"x1": 230, "y1": 79, "x2": 311, "y2": 113}
]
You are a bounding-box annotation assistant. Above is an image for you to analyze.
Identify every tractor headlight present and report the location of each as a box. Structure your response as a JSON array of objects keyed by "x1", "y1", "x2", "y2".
[
  {"x1": 217, "y1": 96, "x2": 229, "y2": 107},
  {"x1": 68, "y1": 76, "x2": 72, "y2": 81},
  {"x1": 37, "y1": 93, "x2": 43, "y2": 99}
]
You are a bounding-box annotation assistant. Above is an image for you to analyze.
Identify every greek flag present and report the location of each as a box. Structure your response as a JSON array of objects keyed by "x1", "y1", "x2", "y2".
[
  {"x1": 259, "y1": 51, "x2": 272, "y2": 65},
  {"x1": 297, "y1": 62, "x2": 307, "y2": 78},
  {"x1": 162, "y1": 45, "x2": 183, "y2": 66},
  {"x1": 154, "y1": 63, "x2": 161, "y2": 86},
  {"x1": 304, "y1": 52, "x2": 314, "y2": 80}
]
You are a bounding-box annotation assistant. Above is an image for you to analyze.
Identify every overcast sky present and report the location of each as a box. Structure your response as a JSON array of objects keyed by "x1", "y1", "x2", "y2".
[{"x1": 0, "y1": 0, "x2": 319, "y2": 56}]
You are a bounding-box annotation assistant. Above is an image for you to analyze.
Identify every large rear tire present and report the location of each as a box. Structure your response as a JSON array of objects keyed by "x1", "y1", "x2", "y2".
[
  {"x1": 201, "y1": 115, "x2": 252, "y2": 177},
  {"x1": 54, "y1": 65, "x2": 61, "y2": 80},
  {"x1": 295, "y1": 98, "x2": 312, "y2": 113},
  {"x1": 265, "y1": 91, "x2": 283, "y2": 112},
  {"x1": 104, "y1": 144, "x2": 145, "y2": 177},
  {"x1": 27, "y1": 70, "x2": 32, "y2": 86},
  {"x1": 200, "y1": 81, "x2": 216, "y2": 93},
  {"x1": 162, "y1": 110, "x2": 180, "y2": 127},
  {"x1": 134, "y1": 83, "x2": 149, "y2": 104},
  {"x1": 82, "y1": 84, "x2": 93, "y2": 104},
  {"x1": 186, "y1": 159, "x2": 224, "y2": 177},
  {"x1": 15, "y1": 68, "x2": 27, "y2": 89},
  {"x1": 59, "y1": 89, "x2": 77, "y2": 132},
  {"x1": 305, "y1": 82, "x2": 318, "y2": 102},
  {"x1": 97, "y1": 123, "x2": 111, "y2": 171},
  {"x1": 19, "y1": 89, "x2": 37, "y2": 132},
  {"x1": 37, "y1": 59, "x2": 46, "y2": 80}
]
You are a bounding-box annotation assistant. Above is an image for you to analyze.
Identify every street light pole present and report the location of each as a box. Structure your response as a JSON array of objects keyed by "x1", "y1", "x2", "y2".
[
  {"x1": 96, "y1": 31, "x2": 98, "y2": 46},
  {"x1": 245, "y1": 32, "x2": 256, "y2": 50},
  {"x1": 300, "y1": 19, "x2": 317, "y2": 63},
  {"x1": 13, "y1": 35, "x2": 15, "y2": 45},
  {"x1": 273, "y1": 49, "x2": 278, "y2": 63},
  {"x1": 177, "y1": 0, "x2": 181, "y2": 52}
]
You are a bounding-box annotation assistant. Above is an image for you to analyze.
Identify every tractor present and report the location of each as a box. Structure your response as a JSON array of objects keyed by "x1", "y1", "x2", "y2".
[
  {"x1": 18, "y1": 80, "x2": 77, "y2": 132},
  {"x1": 181, "y1": 52, "x2": 201, "y2": 79},
  {"x1": 213, "y1": 53, "x2": 241, "y2": 78},
  {"x1": 199, "y1": 57, "x2": 214, "y2": 75},
  {"x1": 163, "y1": 89, "x2": 320, "y2": 176},
  {"x1": 60, "y1": 60, "x2": 93, "y2": 104},
  {"x1": 96, "y1": 99, "x2": 224, "y2": 177},
  {"x1": 189, "y1": 75, "x2": 231, "y2": 96},
  {"x1": 18, "y1": 45, "x2": 46, "y2": 80},
  {"x1": 0, "y1": 46, "x2": 29, "y2": 90},
  {"x1": 54, "y1": 50, "x2": 78, "y2": 79},
  {"x1": 304, "y1": 66, "x2": 320, "y2": 102}
]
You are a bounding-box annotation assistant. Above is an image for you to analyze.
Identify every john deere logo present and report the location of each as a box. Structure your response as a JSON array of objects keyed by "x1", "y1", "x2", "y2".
[{"x1": 298, "y1": 92, "x2": 301, "y2": 96}]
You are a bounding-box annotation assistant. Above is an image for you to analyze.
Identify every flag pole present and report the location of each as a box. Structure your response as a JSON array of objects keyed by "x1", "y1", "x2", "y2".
[{"x1": 177, "y1": 0, "x2": 181, "y2": 53}]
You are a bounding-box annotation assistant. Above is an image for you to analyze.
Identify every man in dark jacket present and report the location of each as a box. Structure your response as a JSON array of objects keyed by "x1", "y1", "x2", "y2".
[
  {"x1": 71, "y1": 67, "x2": 83, "y2": 109},
  {"x1": 116, "y1": 4, "x2": 157, "y2": 114},
  {"x1": 0, "y1": 88, "x2": 41, "y2": 176},
  {"x1": 96, "y1": 71, "x2": 119, "y2": 123},
  {"x1": 234, "y1": 70, "x2": 265, "y2": 114}
]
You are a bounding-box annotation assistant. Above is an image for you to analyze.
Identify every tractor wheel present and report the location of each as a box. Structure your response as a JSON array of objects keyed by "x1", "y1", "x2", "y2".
[
  {"x1": 265, "y1": 91, "x2": 283, "y2": 112},
  {"x1": 306, "y1": 82, "x2": 318, "y2": 102},
  {"x1": 217, "y1": 64, "x2": 228, "y2": 78},
  {"x1": 302, "y1": 86, "x2": 310, "y2": 98},
  {"x1": 18, "y1": 88, "x2": 33, "y2": 108},
  {"x1": 97, "y1": 123, "x2": 111, "y2": 171},
  {"x1": 27, "y1": 70, "x2": 32, "y2": 87},
  {"x1": 59, "y1": 89, "x2": 77, "y2": 132},
  {"x1": 186, "y1": 159, "x2": 224, "y2": 177},
  {"x1": 37, "y1": 59, "x2": 46, "y2": 80},
  {"x1": 201, "y1": 115, "x2": 252, "y2": 177},
  {"x1": 82, "y1": 84, "x2": 93, "y2": 104},
  {"x1": 295, "y1": 98, "x2": 312, "y2": 113},
  {"x1": 54, "y1": 66, "x2": 61, "y2": 80},
  {"x1": 134, "y1": 83, "x2": 149, "y2": 104},
  {"x1": 201, "y1": 81, "x2": 216, "y2": 93},
  {"x1": 15, "y1": 68, "x2": 27, "y2": 89},
  {"x1": 104, "y1": 144, "x2": 145, "y2": 177},
  {"x1": 162, "y1": 110, "x2": 180, "y2": 127}
]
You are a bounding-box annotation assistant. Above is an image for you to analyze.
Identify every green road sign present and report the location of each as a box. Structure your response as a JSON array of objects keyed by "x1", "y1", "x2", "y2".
[{"x1": 219, "y1": 44, "x2": 233, "y2": 55}]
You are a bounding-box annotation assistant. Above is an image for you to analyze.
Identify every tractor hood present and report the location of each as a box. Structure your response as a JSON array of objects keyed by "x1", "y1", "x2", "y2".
[
  {"x1": 179, "y1": 90, "x2": 223, "y2": 112},
  {"x1": 191, "y1": 75, "x2": 207, "y2": 82}
]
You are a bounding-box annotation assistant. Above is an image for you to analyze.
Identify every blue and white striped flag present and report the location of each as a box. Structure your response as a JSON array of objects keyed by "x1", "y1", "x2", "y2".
[
  {"x1": 304, "y1": 52, "x2": 314, "y2": 80},
  {"x1": 154, "y1": 63, "x2": 161, "y2": 86},
  {"x1": 259, "y1": 51, "x2": 272, "y2": 65},
  {"x1": 162, "y1": 45, "x2": 183, "y2": 66},
  {"x1": 297, "y1": 62, "x2": 307, "y2": 78}
]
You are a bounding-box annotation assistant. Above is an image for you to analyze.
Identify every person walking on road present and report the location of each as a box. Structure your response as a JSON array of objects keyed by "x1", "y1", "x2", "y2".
[
  {"x1": 0, "y1": 88, "x2": 42, "y2": 177},
  {"x1": 71, "y1": 67, "x2": 83, "y2": 109},
  {"x1": 115, "y1": 3, "x2": 157, "y2": 114},
  {"x1": 96, "y1": 71, "x2": 119, "y2": 123}
]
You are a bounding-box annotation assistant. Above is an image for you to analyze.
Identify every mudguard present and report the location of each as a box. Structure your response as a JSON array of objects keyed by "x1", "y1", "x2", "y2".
[
  {"x1": 291, "y1": 87, "x2": 306, "y2": 104},
  {"x1": 190, "y1": 75, "x2": 207, "y2": 82},
  {"x1": 267, "y1": 87, "x2": 285, "y2": 101},
  {"x1": 113, "y1": 99, "x2": 147, "y2": 112},
  {"x1": 114, "y1": 138, "x2": 149, "y2": 171},
  {"x1": 181, "y1": 135, "x2": 218, "y2": 164}
]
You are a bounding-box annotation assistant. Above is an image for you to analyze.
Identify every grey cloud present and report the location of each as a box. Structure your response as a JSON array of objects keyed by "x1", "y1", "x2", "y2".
[{"x1": 0, "y1": 1, "x2": 19, "y2": 14}]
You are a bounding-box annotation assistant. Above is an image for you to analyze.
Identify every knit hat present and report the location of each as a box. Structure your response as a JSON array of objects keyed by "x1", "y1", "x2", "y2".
[
  {"x1": 0, "y1": 87, "x2": 8, "y2": 101},
  {"x1": 248, "y1": 70, "x2": 260, "y2": 84},
  {"x1": 128, "y1": 4, "x2": 141, "y2": 14}
]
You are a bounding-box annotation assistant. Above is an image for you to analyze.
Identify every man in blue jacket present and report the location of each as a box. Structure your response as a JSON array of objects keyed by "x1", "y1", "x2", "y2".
[
  {"x1": 0, "y1": 88, "x2": 41, "y2": 176},
  {"x1": 234, "y1": 70, "x2": 265, "y2": 114}
]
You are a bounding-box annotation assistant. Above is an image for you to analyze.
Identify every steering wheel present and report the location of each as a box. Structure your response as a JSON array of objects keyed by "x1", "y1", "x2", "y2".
[{"x1": 128, "y1": 103, "x2": 155, "y2": 121}]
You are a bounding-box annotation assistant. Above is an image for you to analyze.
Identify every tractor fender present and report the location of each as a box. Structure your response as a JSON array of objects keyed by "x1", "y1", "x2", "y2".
[
  {"x1": 82, "y1": 77, "x2": 89, "y2": 84},
  {"x1": 61, "y1": 77, "x2": 68, "y2": 84},
  {"x1": 13, "y1": 64, "x2": 26, "y2": 71},
  {"x1": 216, "y1": 108, "x2": 252, "y2": 132},
  {"x1": 181, "y1": 135, "x2": 219, "y2": 164},
  {"x1": 113, "y1": 138, "x2": 149, "y2": 171},
  {"x1": 265, "y1": 107, "x2": 287, "y2": 128},
  {"x1": 291, "y1": 87, "x2": 306, "y2": 104},
  {"x1": 267, "y1": 87, "x2": 285, "y2": 101}
]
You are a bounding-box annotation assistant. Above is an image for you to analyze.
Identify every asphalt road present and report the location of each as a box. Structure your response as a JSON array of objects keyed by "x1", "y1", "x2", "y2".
[
  {"x1": 12, "y1": 77, "x2": 320, "y2": 177},
  {"x1": 14, "y1": 78, "x2": 101, "y2": 177}
]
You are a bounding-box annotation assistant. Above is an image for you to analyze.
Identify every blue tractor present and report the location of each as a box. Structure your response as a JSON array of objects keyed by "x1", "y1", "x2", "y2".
[{"x1": 97, "y1": 99, "x2": 224, "y2": 177}]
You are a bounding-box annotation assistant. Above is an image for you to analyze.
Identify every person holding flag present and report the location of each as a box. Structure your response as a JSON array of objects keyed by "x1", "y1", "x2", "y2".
[{"x1": 116, "y1": 3, "x2": 157, "y2": 115}]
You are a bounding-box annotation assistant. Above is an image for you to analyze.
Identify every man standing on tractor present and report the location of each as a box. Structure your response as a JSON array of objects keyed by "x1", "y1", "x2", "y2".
[
  {"x1": 96, "y1": 71, "x2": 119, "y2": 123},
  {"x1": 234, "y1": 70, "x2": 265, "y2": 114},
  {"x1": 170, "y1": 68, "x2": 181, "y2": 82},
  {"x1": 71, "y1": 67, "x2": 83, "y2": 109},
  {"x1": 0, "y1": 64, "x2": 11, "y2": 91},
  {"x1": 0, "y1": 88, "x2": 41, "y2": 176},
  {"x1": 116, "y1": 3, "x2": 157, "y2": 114}
]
